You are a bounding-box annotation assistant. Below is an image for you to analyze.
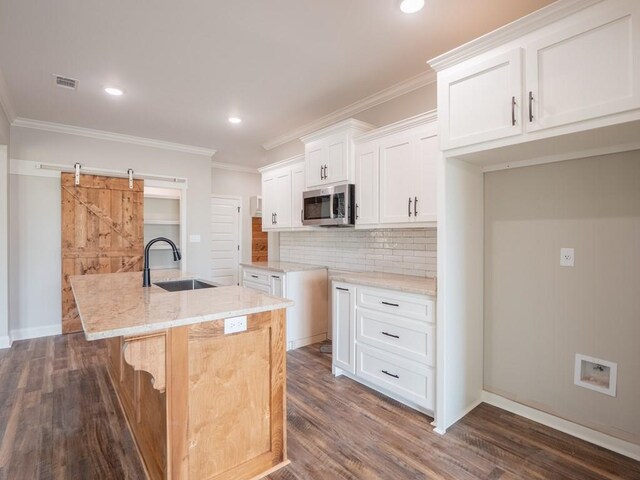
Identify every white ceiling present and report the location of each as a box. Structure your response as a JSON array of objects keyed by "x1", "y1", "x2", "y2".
[{"x1": 0, "y1": 0, "x2": 555, "y2": 166}]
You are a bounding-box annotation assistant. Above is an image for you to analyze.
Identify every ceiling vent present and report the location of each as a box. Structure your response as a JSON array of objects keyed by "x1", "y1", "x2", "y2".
[{"x1": 54, "y1": 75, "x2": 78, "y2": 90}]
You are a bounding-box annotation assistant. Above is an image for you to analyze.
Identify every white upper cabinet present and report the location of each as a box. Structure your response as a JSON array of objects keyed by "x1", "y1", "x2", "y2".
[
  {"x1": 525, "y1": 1, "x2": 640, "y2": 132},
  {"x1": 301, "y1": 119, "x2": 375, "y2": 189},
  {"x1": 291, "y1": 162, "x2": 306, "y2": 228},
  {"x1": 354, "y1": 141, "x2": 379, "y2": 226},
  {"x1": 429, "y1": 0, "x2": 640, "y2": 165},
  {"x1": 439, "y1": 49, "x2": 523, "y2": 150},
  {"x1": 354, "y1": 111, "x2": 439, "y2": 228},
  {"x1": 379, "y1": 133, "x2": 415, "y2": 224},
  {"x1": 261, "y1": 157, "x2": 301, "y2": 231}
]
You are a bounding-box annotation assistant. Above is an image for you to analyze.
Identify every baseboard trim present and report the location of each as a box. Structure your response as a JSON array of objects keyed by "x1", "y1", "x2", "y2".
[
  {"x1": 10, "y1": 324, "x2": 62, "y2": 342},
  {"x1": 0, "y1": 335, "x2": 12, "y2": 349},
  {"x1": 482, "y1": 391, "x2": 640, "y2": 461},
  {"x1": 288, "y1": 333, "x2": 327, "y2": 351}
]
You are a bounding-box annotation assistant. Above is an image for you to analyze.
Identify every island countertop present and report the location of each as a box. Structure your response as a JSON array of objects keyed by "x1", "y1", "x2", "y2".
[{"x1": 71, "y1": 269, "x2": 293, "y2": 340}]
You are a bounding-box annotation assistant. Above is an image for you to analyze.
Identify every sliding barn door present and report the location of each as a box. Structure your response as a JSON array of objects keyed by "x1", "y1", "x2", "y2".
[{"x1": 61, "y1": 173, "x2": 144, "y2": 333}]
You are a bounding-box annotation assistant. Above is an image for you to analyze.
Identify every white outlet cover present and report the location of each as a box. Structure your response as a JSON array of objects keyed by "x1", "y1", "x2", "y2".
[
  {"x1": 189, "y1": 234, "x2": 201, "y2": 243},
  {"x1": 560, "y1": 247, "x2": 575, "y2": 267},
  {"x1": 224, "y1": 315, "x2": 247, "y2": 334}
]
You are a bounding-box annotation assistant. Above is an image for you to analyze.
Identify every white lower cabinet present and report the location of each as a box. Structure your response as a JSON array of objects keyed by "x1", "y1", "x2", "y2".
[
  {"x1": 243, "y1": 266, "x2": 328, "y2": 351},
  {"x1": 332, "y1": 282, "x2": 436, "y2": 413}
]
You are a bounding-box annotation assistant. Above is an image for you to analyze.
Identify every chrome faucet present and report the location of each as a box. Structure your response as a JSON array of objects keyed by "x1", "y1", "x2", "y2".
[{"x1": 143, "y1": 237, "x2": 182, "y2": 287}]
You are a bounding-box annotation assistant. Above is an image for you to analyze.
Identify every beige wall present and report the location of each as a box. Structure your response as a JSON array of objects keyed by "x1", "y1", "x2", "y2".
[
  {"x1": 0, "y1": 108, "x2": 9, "y2": 346},
  {"x1": 484, "y1": 151, "x2": 640, "y2": 445},
  {"x1": 264, "y1": 83, "x2": 437, "y2": 165},
  {"x1": 211, "y1": 167, "x2": 261, "y2": 264}
]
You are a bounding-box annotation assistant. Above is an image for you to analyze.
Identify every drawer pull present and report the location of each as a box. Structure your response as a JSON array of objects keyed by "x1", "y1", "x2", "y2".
[
  {"x1": 251, "y1": 275, "x2": 259, "y2": 279},
  {"x1": 381, "y1": 370, "x2": 399, "y2": 379},
  {"x1": 381, "y1": 331, "x2": 399, "y2": 339},
  {"x1": 336, "y1": 287, "x2": 349, "y2": 292},
  {"x1": 381, "y1": 301, "x2": 399, "y2": 307}
]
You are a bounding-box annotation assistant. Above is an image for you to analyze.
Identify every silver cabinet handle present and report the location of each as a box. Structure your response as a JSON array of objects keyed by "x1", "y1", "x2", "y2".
[
  {"x1": 408, "y1": 197, "x2": 412, "y2": 217},
  {"x1": 320, "y1": 165, "x2": 324, "y2": 180},
  {"x1": 323, "y1": 165, "x2": 328, "y2": 180},
  {"x1": 511, "y1": 96, "x2": 516, "y2": 126},
  {"x1": 528, "y1": 91, "x2": 534, "y2": 123},
  {"x1": 414, "y1": 196, "x2": 418, "y2": 217}
]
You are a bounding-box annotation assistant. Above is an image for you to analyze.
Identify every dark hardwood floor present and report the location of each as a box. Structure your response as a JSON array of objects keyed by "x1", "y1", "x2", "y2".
[{"x1": 0, "y1": 335, "x2": 638, "y2": 480}]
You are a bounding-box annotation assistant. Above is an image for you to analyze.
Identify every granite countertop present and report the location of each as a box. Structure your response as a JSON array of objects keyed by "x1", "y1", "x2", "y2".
[
  {"x1": 241, "y1": 261, "x2": 327, "y2": 273},
  {"x1": 329, "y1": 271, "x2": 437, "y2": 297},
  {"x1": 71, "y1": 269, "x2": 293, "y2": 341}
]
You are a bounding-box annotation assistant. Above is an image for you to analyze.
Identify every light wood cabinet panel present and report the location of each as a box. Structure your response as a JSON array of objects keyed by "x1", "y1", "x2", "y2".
[{"x1": 525, "y1": 1, "x2": 640, "y2": 132}]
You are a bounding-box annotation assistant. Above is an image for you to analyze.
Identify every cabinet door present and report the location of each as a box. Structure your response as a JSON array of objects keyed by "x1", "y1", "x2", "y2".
[
  {"x1": 274, "y1": 169, "x2": 292, "y2": 228},
  {"x1": 261, "y1": 175, "x2": 276, "y2": 230},
  {"x1": 412, "y1": 127, "x2": 438, "y2": 223},
  {"x1": 332, "y1": 283, "x2": 356, "y2": 375},
  {"x1": 305, "y1": 142, "x2": 325, "y2": 188},
  {"x1": 354, "y1": 141, "x2": 379, "y2": 226},
  {"x1": 439, "y1": 48, "x2": 523, "y2": 150},
  {"x1": 379, "y1": 133, "x2": 415, "y2": 224},
  {"x1": 291, "y1": 163, "x2": 306, "y2": 228},
  {"x1": 325, "y1": 134, "x2": 348, "y2": 184},
  {"x1": 525, "y1": 2, "x2": 640, "y2": 132},
  {"x1": 269, "y1": 273, "x2": 284, "y2": 298}
]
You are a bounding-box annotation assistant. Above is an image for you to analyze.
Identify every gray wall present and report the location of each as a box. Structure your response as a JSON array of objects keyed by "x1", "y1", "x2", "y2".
[
  {"x1": 484, "y1": 151, "x2": 640, "y2": 445},
  {"x1": 211, "y1": 167, "x2": 261, "y2": 263},
  {"x1": 0, "y1": 108, "x2": 9, "y2": 345},
  {"x1": 9, "y1": 126, "x2": 213, "y2": 337}
]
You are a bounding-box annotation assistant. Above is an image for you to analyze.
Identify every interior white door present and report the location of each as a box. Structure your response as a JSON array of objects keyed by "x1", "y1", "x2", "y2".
[{"x1": 210, "y1": 196, "x2": 241, "y2": 286}]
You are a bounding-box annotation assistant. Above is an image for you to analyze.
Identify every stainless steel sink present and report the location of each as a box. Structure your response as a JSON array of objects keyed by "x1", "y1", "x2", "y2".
[{"x1": 154, "y1": 279, "x2": 218, "y2": 292}]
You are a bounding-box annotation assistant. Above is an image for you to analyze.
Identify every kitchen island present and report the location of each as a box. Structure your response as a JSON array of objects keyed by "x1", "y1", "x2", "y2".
[{"x1": 70, "y1": 269, "x2": 293, "y2": 480}]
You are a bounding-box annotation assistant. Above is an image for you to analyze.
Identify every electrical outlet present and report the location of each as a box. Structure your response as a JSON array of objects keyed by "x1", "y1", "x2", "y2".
[
  {"x1": 224, "y1": 315, "x2": 247, "y2": 334},
  {"x1": 560, "y1": 247, "x2": 575, "y2": 267}
]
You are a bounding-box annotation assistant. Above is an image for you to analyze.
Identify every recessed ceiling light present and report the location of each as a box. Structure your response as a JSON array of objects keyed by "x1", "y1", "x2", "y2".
[
  {"x1": 228, "y1": 117, "x2": 242, "y2": 124},
  {"x1": 400, "y1": 0, "x2": 424, "y2": 14},
  {"x1": 104, "y1": 87, "x2": 124, "y2": 96}
]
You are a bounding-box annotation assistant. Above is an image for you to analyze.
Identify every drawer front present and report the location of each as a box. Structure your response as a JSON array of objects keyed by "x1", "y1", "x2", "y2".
[
  {"x1": 242, "y1": 268, "x2": 270, "y2": 286},
  {"x1": 357, "y1": 286, "x2": 434, "y2": 323},
  {"x1": 242, "y1": 280, "x2": 270, "y2": 293},
  {"x1": 356, "y1": 344, "x2": 434, "y2": 411},
  {"x1": 356, "y1": 308, "x2": 434, "y2": 366}
]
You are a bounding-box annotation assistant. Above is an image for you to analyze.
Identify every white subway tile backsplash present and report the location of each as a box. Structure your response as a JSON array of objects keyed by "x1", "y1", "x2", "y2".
[{"x1": 279, "y1": 228, "x2": 437, "y2": 277}]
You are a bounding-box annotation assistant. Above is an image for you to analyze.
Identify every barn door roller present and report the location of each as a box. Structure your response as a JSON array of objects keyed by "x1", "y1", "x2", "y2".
[{"x1": 74, "y1": 163, "x2": 81, "y2": 185}]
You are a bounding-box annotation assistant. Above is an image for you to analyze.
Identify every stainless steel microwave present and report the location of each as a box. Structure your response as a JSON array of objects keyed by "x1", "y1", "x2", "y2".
[{"x1": 302, "y1": 183, "x2": 355, "y2": 227}]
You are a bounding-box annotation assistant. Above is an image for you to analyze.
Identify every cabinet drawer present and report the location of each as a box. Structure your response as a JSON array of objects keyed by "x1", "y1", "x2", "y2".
[
  {"x1": 356, "y1": 344, "x2": 434, "y2": 411},
  {"x1": 242, "y1": 268, "x2": 270, "y2": 286},
  {"x1": 356, "y1": 308, "x2": 434, "y2": 366},
  {"x1": 356, "y1": 286, "x2": 434, "y2": 322},
  {"x1": 243, "y1": 280, "x2": 271, "y2": 293}
]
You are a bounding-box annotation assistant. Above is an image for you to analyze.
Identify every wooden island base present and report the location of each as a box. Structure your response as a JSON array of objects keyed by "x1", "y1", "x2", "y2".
[{"x1": 105, "y1": 309, "x2": 288, "y2": 480}]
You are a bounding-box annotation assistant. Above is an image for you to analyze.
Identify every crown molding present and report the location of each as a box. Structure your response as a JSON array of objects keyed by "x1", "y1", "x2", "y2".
[
  {"x1": 355, "y1": 110, "x2": 438, "y2": 143},
  {"x1": 0, "y1": 69, "x2": 16, "y2": 123},
  {"x1": 428, "y1": 0, "x2": 601, "y2": 72},
  {"x1": 258, "y1": 154, "x2": 305, "y2": 173},
  {"x1": 262, "y1": 70, "x2": 437, "y2": 150},
  {"x1": 11, "y1": 117, "x2": 217, "y2": 157},
  {"x1": 210, "y1": 161, "x2": 259, "y2": 174},
  {"x1": 299, "y1": 118, "x2": 376, "y2": 144}
]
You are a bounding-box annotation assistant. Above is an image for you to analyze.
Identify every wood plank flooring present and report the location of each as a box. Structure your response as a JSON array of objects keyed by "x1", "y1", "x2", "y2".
[{"x1": 0, "y1": 335, "x2": 638, "y2": 480}]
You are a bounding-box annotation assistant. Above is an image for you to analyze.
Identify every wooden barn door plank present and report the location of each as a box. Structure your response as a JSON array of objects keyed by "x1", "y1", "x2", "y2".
[{"x1": 61, "y1": 173, "x2": 144, "y2": 334}]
